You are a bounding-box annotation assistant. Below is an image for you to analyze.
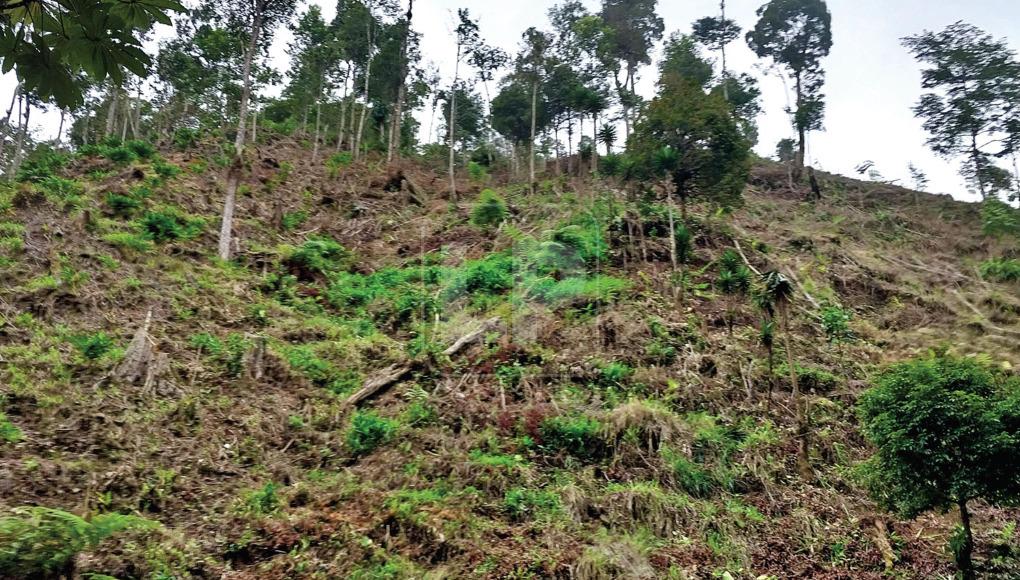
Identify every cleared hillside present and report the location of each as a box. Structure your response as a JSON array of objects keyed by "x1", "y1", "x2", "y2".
[{"x1": 1, "y1": 135, "x2": 1019, "y2": 579}]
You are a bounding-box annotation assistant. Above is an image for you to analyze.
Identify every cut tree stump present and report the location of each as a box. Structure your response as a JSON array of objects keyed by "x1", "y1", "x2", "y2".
[{"x1": 345, "y1": 317, "x2": 503, "y2": 407}]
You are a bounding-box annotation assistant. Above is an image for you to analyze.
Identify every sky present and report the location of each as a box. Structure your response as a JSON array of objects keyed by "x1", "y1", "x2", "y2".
[{"x1": 3, "y1": 0, "x2": 1020, "y2": 201}]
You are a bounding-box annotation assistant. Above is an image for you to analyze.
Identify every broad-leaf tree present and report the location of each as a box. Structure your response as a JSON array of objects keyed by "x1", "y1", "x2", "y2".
[
  {"x1": 903, "y1": 22, "x2": 1020, "y2": 199},
  {"x1": 0, "y1": 0, "x2": 185, "y2": 108},
  {"x1": 599, "y1": 0, "x2": 664, "y2": 139},
  {"x1": 859, "y1": 354, "x2": 1020, "y2": 579},
  {"x1": 747, "y1": 0, "x2": 832, "y2": 181}
]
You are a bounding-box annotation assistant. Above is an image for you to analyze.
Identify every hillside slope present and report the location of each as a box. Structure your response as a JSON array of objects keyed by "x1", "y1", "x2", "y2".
[{"x1": 1, "y1": 135, "x2": 1018, "y2": 579}]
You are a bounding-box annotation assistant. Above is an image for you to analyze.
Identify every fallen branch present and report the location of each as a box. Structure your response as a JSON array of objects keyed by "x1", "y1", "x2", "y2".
[{"x1": 346, "y1": 317, "x2": 504, "y2": 407}]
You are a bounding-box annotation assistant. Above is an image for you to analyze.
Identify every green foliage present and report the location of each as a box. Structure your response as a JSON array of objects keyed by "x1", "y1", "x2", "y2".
[
  {"x1": 470, "y1": 189, "x2": 509, "y2": 228},
  {"x1": 103, "y1": 232, "x2": 154, "y2": 253},
  {"x1": 285, "y1": 237, "x2": 350, "y2": 279},
  {"x1": 979, "y1": 258, "x2": 1020, "y2": 282},
  {"x1": 504, "y1": 487, "x2": 561, "y2": 520},
  {"x1": 105, "y1": 192, "x2": 142, "y2": 217},
  {"x1": 468, "y1": 161, "x2": 489, "y2": 182},
  {"x1": 152, "y1": 157, "x2": 181, "y2": 180},
  {"x1": 124, "y1": 140, "x2": 156, "y2": 159},
  {"x1": 444, "y1": 253, "x2": 516, "y2": 300},
  {"x1": 325, "y1": 151, "x2": 353, "y2": 177},
  {"x1": 981, "y1": 198, "x2": 1020, "y2": 238},
  {"x1": 820, "y1": 305, "x2": 854, "y2": 344},
  {"x1": 103, "y1": 145, "x2": 139, "y2": 166},
  {"x1": 173, "y1": 128, "x2": 199, "y2": 150},
  {"x1": 858, "y1": 354, "x2": 1020, "y2": 518},
  {"x1": 346, "y1": 411, "x2": 399, "y2": 455},
  {"x1": 0, "y1": 406, "x2": 21, "y2": 444},
  {"x1": 69, "y1": 332, "x2": 115, "y2": 360},
  {"x1": 281, "y1": 210, "x2": 308, "y2": 231},
  {"x1": 540, "y1": 415, "x2": 605, "y2": 459},
  {"x1": 662, "y1": 450, "x2": 715, "y2": 497},
  {"x1": 244, "y1": 483, "x2": 280, "y2": 515},
  {"x1": 38, "y1": 176, "x2": 85, "y2": 202},
  {"x1": 0, "y1": 507, "x2": 157, "y2": 576},
  {"x1": 16, "y1": 147, "x2": 70, "y2": 183},
  {"x1": 140, "y1": 209, "x2": 205, "y2": 243}
]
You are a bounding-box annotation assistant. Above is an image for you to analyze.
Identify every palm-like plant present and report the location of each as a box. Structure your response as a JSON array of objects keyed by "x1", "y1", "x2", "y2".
[
  {"x1": 597, "y1": 124, "x2": 618, "y2": 154},
  {"x1": 717, "y1": 251, "x2": 752, "y2": 333},
  {"x1": 760, "y1": 270, "x2": 811, "y2": 478}
]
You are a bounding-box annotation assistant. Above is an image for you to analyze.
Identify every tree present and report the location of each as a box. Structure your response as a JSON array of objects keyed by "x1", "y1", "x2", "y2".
[
  {"x1": 520, "y1": 27, "x2": 552, "y2": 192},
  {"x1": 0, "y1": 0, "x2": 185, "y2": 108},
  {"x1": 760, "y1": 270, "x2": 811, "y2": 479},
  {"x1": 216, "y1": 0, "x2": 299, "y2": 261},
  {"x1": 447, "y1": 9, "x2": 480, "y2": 202},
  {"x1": 747, "y1": 0, "x2": 832, "y2": 181},
  {"x1": 287, "y1": 5, "x2": 342, "y2": 161},
  {"x1": 597, "y1": 123, "x2": 616, "y2": 154},
  {"x1": 692, "y1": 0, "x2": 740, "y2": 99},
  {"x1": 599, "y1": 0, "x2": 664, "y2": 139},
  {"x1": 859, "y1": 354, "x2": 1020, "y2": 579},
  {"x1": 903, "y1": 22, "x2": 1020, "y2": 199},
  {"x1": 628, "y1": 70, "x2": 750, "y2": 222}
]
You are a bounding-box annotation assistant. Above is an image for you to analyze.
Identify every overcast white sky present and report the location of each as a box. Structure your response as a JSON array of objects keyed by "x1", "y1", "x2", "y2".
[{"x1": 4, "y1": 0, "x2": 1020, "y2": 201}]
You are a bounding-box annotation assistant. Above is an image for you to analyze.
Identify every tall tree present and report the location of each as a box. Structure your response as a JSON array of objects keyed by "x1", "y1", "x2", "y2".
[
  {"x1": 903, "y1": 22, "x2": 1020, "y2": 199},
  {"x1": 217, "y1": 0, "x2": 298, "y2": 261},
  {"x1": 520, "y1": 27, "x2": 552, "y2": 192},
  {"x1": 447, "y1": 9, "x2": 480, "y2": 202},
  {"x1": 387, "y1": 0, "x2": 415, "y2": 163},
  {"x1": 692, "y1": 1, "x2": 740, "y2": 100},
  {"x1": 746, "y1": 0, "x2": 832, "y2": 181},
  {"x1": 599, "y1": 0, "x2": 664, "y2": 139}
]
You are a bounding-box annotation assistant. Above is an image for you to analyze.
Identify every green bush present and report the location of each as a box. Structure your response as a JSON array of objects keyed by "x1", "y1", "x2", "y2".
[
  {"x1": 981, "y1": 198, "x2": 1020, "y2": 238},
  {"x1": 820, "y1": 306, "x2": 854, "y2": 344},
  {"x1": 504, "y1": 487, "x2": 561, "y2": 520},
  {"x1": 859, "y1": 353, "x2": 1020, "y2": 576},
  {"x1": 285, "y1": 237, "x2": 350, "y2": 279},
  {"x1": 0, "y1": 411, "x2": 21, "y2": 444},
  {"x1": 173, "y1": 127, "x2": 199, "y2": 150},
  {"x1": 124, "y1": 140, "x2": 155, "y2": 159},
  {"x1": 345, "y1": 411, "x2": 399, "y2": 455},
  {"x1": 103, "y1": 145, "x2": 138, "y2": 165},
  {"x1": 38, "y1": 176, "x2": 84, "y2": 200},
  {"x1": 979, "y1": 258, "x2": 1020, "y2": 282},
  {"x1": 69, "y1": 332, "x2": 115, "y2": 360},
  {"x1": 540, "y1": 415, "x2": 605, "y2": 459},
  {"x1": 139, "y1": 209, "x2": 204, "y2": 243},
  {"x1": 325, "y1": 151, "x2": 353, "y2": 177},
  {"x1": 282, "y1": 210, "x2": 308, "y2": 231},
  {"x1": 0, "y1": 507, "x2": 156, "y2": 577},
  {"x1": 152, "y1": 158, "x2": 181, "y2": 180},
  {"x1": 103, "y1": 232, "x2": 154, "y2": 253},
  {"x1": 16, "y1": 146, "x2": 69, "y2": 183},
  {"x1": 470, "y1": 189, "x2": 508, "y2": 228},
  {"x1": 443, "y1": 253, "x2": 516, "y2": 300},
  {"x1": 468, "y1": 160, "x2": 489, "y2": 182},
  {"x1": 244, "y1": 482, "x2": 280, "y2": 515},
  {"x1": 106, "y1": 192, "x2": 142, "y2": 217},
  {"x1": 662, "y1": 449, "x2": 716, "y2": 497}
]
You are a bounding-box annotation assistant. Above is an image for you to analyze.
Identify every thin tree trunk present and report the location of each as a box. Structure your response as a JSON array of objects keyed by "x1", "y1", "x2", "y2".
[
  {"x1": 232, "y1": 5, "x2": 263, "y2": 156},
  {"x1": 251, "y1": 107, "x2": 257, "y2": 143},
  {"x1": 220, "y1": 2, "x2": 264, "y2": 261},
  {"x1": 448, "y1": 43, "x2": 461, "y2": 202},
  {"x1": 9, "y1": 97, "x2": 30, "y2": 179},
  {"x1": 591, "y1": 112, "x2": 598, "y2": 174},
  {"x1": 0, "y1": 84, "x2": 19, "y2": 163},
  {"x1": 971, "y1": 130, "x2": 986, "y2": 199},
  {"x1": 667, "y1": 187, "x2": 677, "y2": 272},
  {"x1": 388, "y1": 0, "x2": 413, "y2": 164},
  {"x1": 781, "y1": 308, "x2": 810, "y2": 479},
  {"x1": 312, "y1": 77, "x2": 323, "y2": 163},
  {"x1": 530, "y1": 79, "x2": 537, "y2": 194},
  {"x1": 105, "y1": 86, "x2": 118, "y2": 137},
  {"x1": 56, "y1": 110, "x2": 65, "y2": 145},
  {"x1": 794, "y1": 72, "x2": 805, "y2": 182},
  {"x1": 355, "y1": 14, "x2": 374, "y2": 161},
  {"x1": 957, "y1": 500, "x2": 975, "y2": 580}
]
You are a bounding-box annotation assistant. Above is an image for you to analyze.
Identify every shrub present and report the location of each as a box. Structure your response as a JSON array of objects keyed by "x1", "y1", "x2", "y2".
[
  {"x1": 38, "y1": 176, "x2": 84, "y2": 200},
  {"x1": 346, "y1": 411, "x2": 399, "y2": 455},
  {"x1": 444, "y1": 253, "x2": 516, "y2": 299},
  {"x1": 0, "y1": 411, "x2": 21, "y2": 444},
  {"x1": 820, "y1": 305, "x2": 854, "y2": 344},
  {"x1": 981, "y1": 198, "x2": 1020, "y2": 238},
  {"x1": 468, "y1": 160, "x2": 489, "y2": 182},
  {"x1": 858, "y1": 353, "x2": 1020, "y2": 577},
  {"x1": 325, "y1": 151, "x2": 353, "y2": 177},
  {"x1": 979, "y1": 258, "x2": 1020, "y2": 282},
  {"x1": 470, "y1": 189, "x2": 508, "y2": 228},
  {"x1": 173, "y1": 127, "x2": 199, "y2": 150},
  {"x1": 504, "y1": 487, "x2": 561, "y2": 520},
  {"x1": 282, "y1": 210, "x2": 308, "y2": 231},
  {"x1": 140, "y1": 209, "x2": 204, "y2": 243},
  {"x1": 103, "y1": 145, "x2": 138, "y2": 165},
  {"x1": 69, "y1": 332, "x2": 115, "y2": 360},
  {"x1": 16, "y1": 146, "x2": 69, "y2": 183},
  {"x1": 106, "y1": 193, "x2": 141, "y2": 217},
  {"x1": 599, "y1": 361, "x2": 634, "y2": 386},
  {"x1": 152, "y1": 158, "x2": 181, "y2": 180},
  {"x1": 662, "y1": 449, "x2": 716, "y2": 497},
  {"x1": 285, "y1": 237, "x2": 350, "y2": 279},
  {"x1": 0, "y1": 507, "x2": 156, "y2": 577},
  {"x1": 103, "y1": 232, "x2": 154, "y2": 253},
  {"x1": 124, "y1": 140, "x2": 156, "y2": 159},
  {"x1": 540, "y1": 415, "x2": 606, "y2": 459},
  {"x1": 244, "y1": 482, "x2": 280, "y2": 515}
]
